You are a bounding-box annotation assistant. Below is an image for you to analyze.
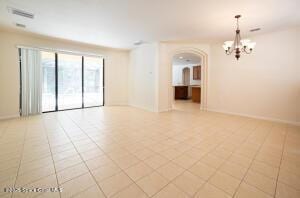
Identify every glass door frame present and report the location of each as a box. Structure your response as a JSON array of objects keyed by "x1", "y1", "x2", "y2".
[{"x1": 43, "y1": 52, "x2": 105, "y2": 113}]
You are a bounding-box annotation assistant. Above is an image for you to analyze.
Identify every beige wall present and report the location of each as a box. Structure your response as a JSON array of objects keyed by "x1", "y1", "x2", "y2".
[
  {"x1": 129, "y1": 42, "x2": 210, "y2": 112},
  {"x1": 209, "y1": 28, "x2": 300, "y2": 125},
  {"x1": 156, "y1": 28, "x2": 300, "y2": 125},
  {"x1": 1, "y1": 27, "x2": 299, "y2": 125},
  {"x1": 128, "y1": 43, "x2": 159, "y2": 111},
  {"x1": 158, "y1": 42, "x2": 211, "y2": 112},
  {"x1": 0, "y1": 30, "x2": 129, "y2": 119}
]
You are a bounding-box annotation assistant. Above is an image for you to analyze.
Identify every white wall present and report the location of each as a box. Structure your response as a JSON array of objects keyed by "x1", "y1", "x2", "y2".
[
  {"x1": 0, "y1": 29, "x2": 129, "y2": 119},
  {"x1": 209, "y1": 28, "x2": 300, "y2": 125},
  {"x1": 158, "y1": 43, "x2": 211, "y2": 111},
  {"x1": 127, "y1": 42, "x2": 209, "y2": 112},
  {"x1": 128, "y1": 43, "x2": 159, "y2": 111},
  {"x1": 2, "y1": 27, "x2": 299, "y2": 125},
  {"x1": 172, "y1": 64, "x2": 201, "y2": 86},
  {"x1": 156, "y1": 28, "x2": 300, "y2": 124}
]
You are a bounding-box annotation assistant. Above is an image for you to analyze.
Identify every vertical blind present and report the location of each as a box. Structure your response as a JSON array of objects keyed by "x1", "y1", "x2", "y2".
[{"x1": 20, "y1": 48, "x2": 42, "y2": 116}]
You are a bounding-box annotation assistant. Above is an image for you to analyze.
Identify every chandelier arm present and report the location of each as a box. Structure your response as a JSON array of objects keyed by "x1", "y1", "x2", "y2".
[
  {"x1": 241, "y1": 47, "x2": 246, "y2": 53},
  {"x1": 243, "y1": 47, "x2": 253, "y2": 54},
  {"x1": 240, "y1": 46, "x2": 252, "y2": 54}
]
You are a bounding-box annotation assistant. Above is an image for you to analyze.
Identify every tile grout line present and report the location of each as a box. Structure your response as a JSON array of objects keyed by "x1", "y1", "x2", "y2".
[
  {"x1": 11, "y1": 110, "x2": 298, "y2": 198},
  {"x1": 232, "y1": 123, "x2": 275, "y2": 198},
  {"x1": 10, "y1": 117, "x2": 28, "y2": 198},
  {"x1": 124, "y1": 115, "x2": 254, "y2": 197},
  {"x1": 1, "y1": 108, "x2": 298, "y2": 196},
  {"x1": 0, "y1": 119, "x2": 24, "y2": 187},
  {"x1": 90, "y1": 119, "x2": 212, "y2": 197},
  {"x1": 42, "y1": 115, "x2": 62, "y2": 198},
  {"x1": 148, "y1": 117, "x2": 255, "y2": 197},
  {"x1": 1, "y1": 117, "x2": 244, "y2": 198},
  {"x1": 273, "y1": 125, "x2": 288, "y2": 198},
  {"x1": 0, "y1": 120, "x2": 17, "y2": 196},
  {"x1": 8, "y1": 119, "x2": 62, "y2": 198},
  {"x1": 17, "y1": 120, "x2": 56, "y2": 187},
  {"x1": 53, "y1": 111, "x2": 108, "y2": 198},
  {"x1": 189, "y1": 120, "x2": 262, "y2": 197},
  {"x1": 0, "y1": 111, "x2": 244, "y2": 198},
  {"x1": 64, "y1": 111, "x2": 152, "y2": 197}
]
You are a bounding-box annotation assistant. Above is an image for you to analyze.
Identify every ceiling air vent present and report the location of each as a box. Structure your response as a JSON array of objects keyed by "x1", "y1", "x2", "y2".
[
  {"x1": 250, "y1": 28, "x2": 261, "y2": 32},
  {"x1": 8, "y1": 7, "x2": 34, "y2": 19},
  {"x1": 133, "y1": 40, "x2": 144, "y2": 46},
  {"x1": 16, "y1": 23, "x2": 26, "y2": 28}
]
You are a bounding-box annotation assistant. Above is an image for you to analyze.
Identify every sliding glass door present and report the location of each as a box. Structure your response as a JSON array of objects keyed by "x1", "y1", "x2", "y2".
[
  {"x1": 41, "y1": 52, "x2": 104, "y2": 112},
  {"x1": 84, "y1": 56, "x2": 104, "y2": 107},
  {"x1": 42, "y1": 52, "x2": 56, "y2": 112},
  {"x1": 58, "y1": 54, "x2": 82, "y2": 110}
]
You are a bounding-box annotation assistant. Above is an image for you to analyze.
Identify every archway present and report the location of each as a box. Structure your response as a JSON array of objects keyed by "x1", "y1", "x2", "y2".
[{"x1": 168, "y1": 47, "x2": 208, "y2": 111}]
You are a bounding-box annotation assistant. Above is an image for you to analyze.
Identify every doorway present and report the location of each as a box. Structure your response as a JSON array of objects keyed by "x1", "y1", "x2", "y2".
[
  {"x1": 172, "y1": 53, "x2": 201, "y2": 112},
  {"x1": 41, "y1": 51, "x2": 104, "y2": 112}
]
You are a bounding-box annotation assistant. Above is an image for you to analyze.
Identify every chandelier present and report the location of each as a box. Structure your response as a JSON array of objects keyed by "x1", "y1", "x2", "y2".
[{"x1": 223, "y1": 15, "x2": 256, "y2": 60}]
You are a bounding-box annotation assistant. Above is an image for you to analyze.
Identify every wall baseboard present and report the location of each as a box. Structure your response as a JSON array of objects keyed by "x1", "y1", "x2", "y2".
[
  {"x1": 128, "y1": 104, "x2": 157, "y2": 112},
  {"x1": 128, "y1": 104, "x2": 172, "y2": 113},
  {"x1": 158, "y1": 108, "x2": 172, "y2": 112},
  {"x1": 100, "y1": 104, "x2": 300, "y2": 127},
  {"x1": 207, "y1": 108, "x2": 300, "y2": 126},
  {"x1": 0, "y1": 114, "x2": 20, "y2": 120},
  {"x1": 105, "y1": 100, "x2": 128, "y2": 106},
  {"x1": 105, "y1": 102, "x2": 128, "y2": 106}
]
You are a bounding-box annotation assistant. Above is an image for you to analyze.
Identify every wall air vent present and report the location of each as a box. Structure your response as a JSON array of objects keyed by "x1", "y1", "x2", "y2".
[{"x1": 8, "y1": 7, "x2": 34, "y2": 19}]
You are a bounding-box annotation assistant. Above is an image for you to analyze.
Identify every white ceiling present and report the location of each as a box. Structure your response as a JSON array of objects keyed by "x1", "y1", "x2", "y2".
[
  {"x1": 173, "y1": 53, "x2": 201, "y2": 66},
  {"x1": 0, "y1": 0, "x2": 299, "y2": 49}
]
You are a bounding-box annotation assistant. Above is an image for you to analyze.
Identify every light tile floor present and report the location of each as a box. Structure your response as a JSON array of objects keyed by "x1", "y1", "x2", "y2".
[
  {"x1": 0, "y1": 106, "x2": 299, "y2": 198},
  {"x1": 172, "y1": 100, "x2": 200, "y2": 113}
]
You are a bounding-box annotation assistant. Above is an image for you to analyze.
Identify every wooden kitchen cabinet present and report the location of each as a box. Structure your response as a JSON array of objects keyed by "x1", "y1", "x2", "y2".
[
  {"x1": 192, "y1": 87, "x2": 201, "y2": 103},
  {"x1": 193, "y1": 66, "x2": 201, "y2": 80},
  {"x1": 175, "y1": 86, "x2": 188, "y2": 99}
]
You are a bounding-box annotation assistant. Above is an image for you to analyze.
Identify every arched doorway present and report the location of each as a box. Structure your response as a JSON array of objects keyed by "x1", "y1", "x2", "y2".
[{"x1": 169, "y1": 48, "x2": 208, "y2": 111}]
